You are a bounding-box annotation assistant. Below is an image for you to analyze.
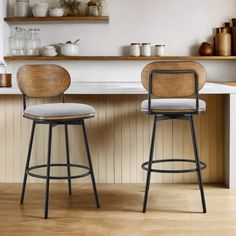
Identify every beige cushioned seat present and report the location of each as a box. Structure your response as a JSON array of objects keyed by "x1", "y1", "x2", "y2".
[
  {"x1": 141, "y1": 99, "x2": 206, "y2": 113},
  {"x1": 24, "y1": 103, "x2": 95, "y2": 120}
]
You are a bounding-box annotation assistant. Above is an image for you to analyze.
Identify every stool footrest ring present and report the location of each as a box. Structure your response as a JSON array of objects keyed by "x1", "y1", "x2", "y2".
[
  {"x1": 27, "y1": 163, "x2": 91, "y2": 180},
  {"x1": 142, "y1": 159, "x2": 207, "y2": 174}
]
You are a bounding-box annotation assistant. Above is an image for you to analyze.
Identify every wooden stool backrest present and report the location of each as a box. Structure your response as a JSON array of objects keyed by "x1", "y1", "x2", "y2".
[
  {"x1": 141, "y1": 61, "x2": 206, "y2": 98},
  {"x1": 17, "y1": 64, "x2": 71, "y2": 98}
]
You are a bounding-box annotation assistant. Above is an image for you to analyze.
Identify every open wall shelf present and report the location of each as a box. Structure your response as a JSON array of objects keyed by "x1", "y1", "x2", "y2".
[
  {"x1": 4, "y1": 16, "x2": 109, "y2": 24},
  {"x1": 4, "y1": 56, "x2": 236, "y2": 61}
]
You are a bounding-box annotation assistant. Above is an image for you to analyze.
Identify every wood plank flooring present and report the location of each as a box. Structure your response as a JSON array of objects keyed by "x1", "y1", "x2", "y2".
[{"x1": 0, "y1": 183, "x2": 236, "y2": 236}]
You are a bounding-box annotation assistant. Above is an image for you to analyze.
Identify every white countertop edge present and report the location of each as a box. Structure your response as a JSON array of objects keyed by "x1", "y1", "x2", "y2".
[{"x1": 0, "y1": 82, "x2": 236, "y2": 95}]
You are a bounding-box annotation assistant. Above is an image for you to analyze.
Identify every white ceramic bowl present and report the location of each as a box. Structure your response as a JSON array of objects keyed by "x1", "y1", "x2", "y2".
[
  {"x1": 49, "y1": 8, "x2": 64, "y2": 17},
  {"x1": 60, "y1": 44, "x2": 79, "y2": 56},
  {"x1": 41, "y1": 46, "x2": 58, "y2": 56}
]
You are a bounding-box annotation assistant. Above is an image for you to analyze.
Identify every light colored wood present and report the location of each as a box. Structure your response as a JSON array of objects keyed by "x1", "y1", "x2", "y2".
[
  {"x1": 136, "y1": 96, "x2": 145, "y2": 183},
  {"x1": 215, "y1": 81, "x2": 236, "y2": 86},
  {"x1": 17, "y1": 64, "x2": 71, "y2": 98},
  {"x1": 0, "y1": 94, "x2": 225, "y2": 184},
  {"x1": 163, "y1": 120, "x2": 173, "y2": 183},
  {"x1": 200, "y1": 95, "x2": 210, "y2": 182},
  {"x1": 106, "y1": 96, "x2": 115, "y2": 183},
  {"x1": 141, "y1": 61, "x2": 206, "y2": 98},
  {"x1": 4, "y1": 55, "x2": 236, "y2": 61},
  {"x1": 98, "y1": 96, "x2": 107, "y2": 183},
  {"x1": 24, "y1": 113, "x2": 95, "y2": 121},
  {"x1": 0, "y1": 183, "x2": 235, "y2": 235},
  {"x1": 142, "y1": 108, "x2": 206, "y2": 113},
  {"x1": 173, "y1": 119, "x2": 184, "y2": 183},
  {"x1": 122, "y1": 96, "x2": 130, "y2": 183},
  {"x1": 4, "y1": 16, "x2": 109, "y2": 23}
]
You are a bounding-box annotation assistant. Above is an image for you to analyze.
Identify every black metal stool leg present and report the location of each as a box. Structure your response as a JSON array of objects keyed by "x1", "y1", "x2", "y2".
[
  {"x1": 81, "y1": 120, "x2": 100, "y2": 208},
  {"x1": 65, "y1": 124, "x2": 72, "y2": 195},
  {"x1": 189, "y1": 115, "x2": 207, "y2": 213},
  {"x1": 44, "y1": 123, "x2": 53, "y2": 219},
  {"x1": 143, "y1": 116, "x2": 157, "y2": 213},
  {"x1": 20, "y1": 121, "x2": 36, "y2": 204}
]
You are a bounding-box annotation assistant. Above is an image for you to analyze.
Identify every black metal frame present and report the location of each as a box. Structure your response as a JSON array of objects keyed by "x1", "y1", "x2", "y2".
[
  {"x1": 142, "y1": 69, "x2": 207, "y2": 214},
  {"x1": 147, "y1": 70, "x2": 199, "y2": 115},
  {"x1": 20, "y1": 93, "x2": 100, "y2": 219}
]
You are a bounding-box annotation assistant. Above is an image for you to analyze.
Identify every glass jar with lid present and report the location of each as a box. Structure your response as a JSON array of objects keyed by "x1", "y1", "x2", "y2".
[
  {"x1": 155, "y1": 44, "x2": 166, "y2": 56},
  {"x1": 141, "y1": 43, "x2": 151, "y2": 56},
  {"x1": 9, "y1": 27, "x2": 26, "y2": 56},
  {"x1": 0, "y1": 63, "x2": 6, "y2": 74},
  {"x1": 0, "y1": 62, "x2": 12, "y2": 87},
  {"x1": 130, "y1": 43, "x2": 141, "y2": 57},
  {"x1": 25, "y1": 28, "x2": 41, "y2": 56}
]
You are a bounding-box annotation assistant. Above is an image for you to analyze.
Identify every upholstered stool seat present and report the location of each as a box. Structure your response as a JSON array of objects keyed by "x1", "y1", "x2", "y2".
[
  {"x1": 141, "y1": 99, "x2": 206, "y2": 113},
  {"x1": 24, "y1": 103, "x2": 95, "y2": 120}
]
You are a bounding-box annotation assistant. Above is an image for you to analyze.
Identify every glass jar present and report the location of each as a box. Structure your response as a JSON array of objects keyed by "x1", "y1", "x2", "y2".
[
  {"x1": 25, "y1": 29, "x2": 41, "y2": 56},
  {"x1": 0, "y1": 63, "x2": 6, "y2": 74},
  {"x1": 9, "y1": 27, "x2": 26, "y2": 56},
  {"x1": 141, "y1": 43, "x2": 151, "y2": 56},
  {"x1": 130, "y1": 43, "x2": 141, "y2": 57},
  {"x1": 101, "y1": 0, "x2": 109, "y2": 16},
  {"x1": 155, "y1": 45, "x2": 166, "y2": 56}
]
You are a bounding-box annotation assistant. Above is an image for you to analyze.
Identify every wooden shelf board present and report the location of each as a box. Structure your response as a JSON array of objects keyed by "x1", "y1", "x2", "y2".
[
  {"x1": 4, "y1": 55, "x2": 236, "y2": 61},
  {"x1": 4, "y1": 16, "x2": 109, "y2": 23},
  {"x1": 213, "y1": 81, "x2": 236, "y2": 87}
]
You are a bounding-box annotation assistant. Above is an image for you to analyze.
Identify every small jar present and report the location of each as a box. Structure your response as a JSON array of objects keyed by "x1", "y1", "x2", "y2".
[
  {"x1": 130, "y1": 43, "x2": 141, "y2": 57},
  {"x1": 199, "y1": 42, "x2": 213, "y2": 56},
  {"x1": 141, "y1": 43, "x2": 151, "y2": 56},
  {"x1": 0, "y1": 63, "x2": 6, "y2": 74},
  {"x1": 155, "y1": 45, "x2": 166, "y2": 56},
  {"x1": 14, "y1": 0, "x2": 29, "y2": 17},
  {"x1": 88, "y1": 6, "x2": 99, "y2": 16}
]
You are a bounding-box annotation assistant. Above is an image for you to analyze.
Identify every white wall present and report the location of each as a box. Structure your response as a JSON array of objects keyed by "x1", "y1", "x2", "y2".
[
  {"x1": 0, "y1": 1, "x2": 3, "y2": 61},
  {"x1": 2, "y1": 0, "x2": 236, "y2": 83}
]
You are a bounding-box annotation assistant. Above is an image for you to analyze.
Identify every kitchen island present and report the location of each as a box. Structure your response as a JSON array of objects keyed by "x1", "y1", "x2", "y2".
[{"x1": 0, "y1": 82, "x2": 235, "y2": 188}]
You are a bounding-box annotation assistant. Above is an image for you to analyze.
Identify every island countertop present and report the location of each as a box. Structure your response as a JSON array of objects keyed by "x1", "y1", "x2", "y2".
[{"x1": 0, "y1": 82, "x2": 236, "y2": 95}]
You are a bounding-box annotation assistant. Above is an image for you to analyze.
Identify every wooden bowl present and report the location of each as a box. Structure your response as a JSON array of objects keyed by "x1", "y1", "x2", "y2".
[{"x1": 0, "y1": 74, "x2": 12, "y2": 87}]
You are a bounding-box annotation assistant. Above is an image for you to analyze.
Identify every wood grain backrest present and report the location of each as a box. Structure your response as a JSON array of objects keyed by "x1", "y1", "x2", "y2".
[
  {"x1": 17, "y1": 64, "x2": 71, "y2": 98},
  {"x1": 141, "y1": 61, "x2": 206, "y2": 98}
]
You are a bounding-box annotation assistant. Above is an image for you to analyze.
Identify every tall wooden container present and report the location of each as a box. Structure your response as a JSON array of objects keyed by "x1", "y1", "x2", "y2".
[
  {"x1": 215, "y1": 28, "x2": 232, "y2": 56},
  {"x1": 232, "y1": 27, "x2": 236, "y2": 55},
  {"x1": 0, "y1": 74, "x2": 12, "y2": 87}
]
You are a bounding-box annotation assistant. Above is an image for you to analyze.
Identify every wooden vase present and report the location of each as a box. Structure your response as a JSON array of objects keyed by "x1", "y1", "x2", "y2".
[
  {"x1": 232, "y1": 27, "x2": 236, "y2": 55},
  {"x1": 0, "y1": 74, "x2": 12, "y2": 87},
  {"x1": 199, "y1": 42, "x2": 213, "y2": 56},
  {"x1": 215, "y1": 28, "x2": 232, "y2": 56}
]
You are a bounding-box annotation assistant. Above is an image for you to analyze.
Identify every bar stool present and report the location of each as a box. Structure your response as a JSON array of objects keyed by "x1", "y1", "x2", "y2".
[
  {"x1": 17, "y1": 64, "x2": 100, "y2": 219},
  {"x1": 141, "y1": 61, "x2": 207, "y2": 213}
]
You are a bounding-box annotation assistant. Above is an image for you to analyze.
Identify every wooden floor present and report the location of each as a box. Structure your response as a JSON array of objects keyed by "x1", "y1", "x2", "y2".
[{"x1": 0, "y1": 184, "x2": 236, "y2": 236}]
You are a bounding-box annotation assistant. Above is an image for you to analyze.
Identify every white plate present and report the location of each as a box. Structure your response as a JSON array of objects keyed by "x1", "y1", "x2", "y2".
[{"x1": 42, "y1": 53, "x2": 58, "y2": 57}]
